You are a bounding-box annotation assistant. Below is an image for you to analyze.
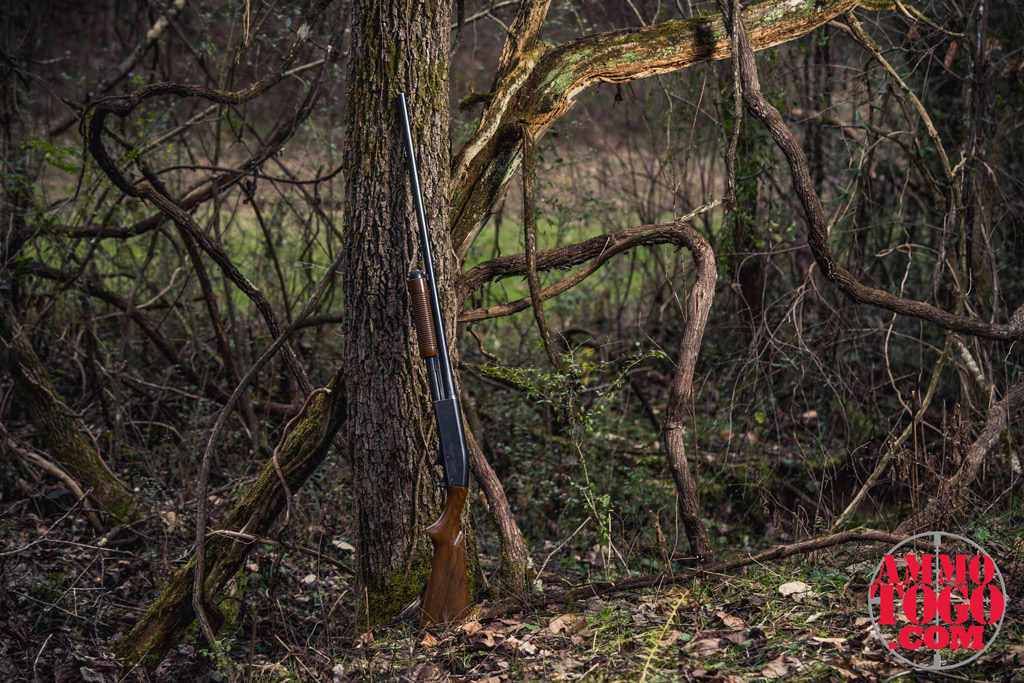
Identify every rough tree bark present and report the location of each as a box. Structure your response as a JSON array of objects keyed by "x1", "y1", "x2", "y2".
[
  {"x1": 661, "y1": 226, "x2": 717, "y2": 561},
  {"x1": 340, "y1": 0, "x2": 483, "y2": 624}
]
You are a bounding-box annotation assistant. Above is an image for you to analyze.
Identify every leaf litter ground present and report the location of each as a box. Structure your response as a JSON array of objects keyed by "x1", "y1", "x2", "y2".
[{"x1": 2, "y1": 495, "x2": 1023, "y2": 682}]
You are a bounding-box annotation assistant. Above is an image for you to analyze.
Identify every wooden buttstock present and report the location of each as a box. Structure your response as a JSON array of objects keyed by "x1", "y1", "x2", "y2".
[{"x1": 420, "y1": 486, "x2": 470, "y2": 626}]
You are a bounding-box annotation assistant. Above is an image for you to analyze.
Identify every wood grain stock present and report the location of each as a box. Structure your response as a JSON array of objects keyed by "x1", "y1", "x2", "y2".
[{"x1": 421, "y1": 486, "x2": 470, "y2": 625}]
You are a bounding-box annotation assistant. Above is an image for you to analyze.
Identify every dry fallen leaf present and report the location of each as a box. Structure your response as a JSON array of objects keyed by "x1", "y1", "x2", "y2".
[
  {"x1": 1001, "y1": 644, "x2": 1024, "y2": 666},
  {"x1": 411, "y1": 662, "x2": 440, "y2": 681},
  {"x1": 713, "y1": 610, "x2": 745, "y2": 628},
  {"x1": 778, "y1": 581, "x2": 815, "y2": 600},
  {"x1": 78, "y1": 667, "x2": 104, "y2": 683},
  {"x1": 811, "y1": 636, "x2": 847, "y2": 649},
  {"x1": 546, "y1": 614, "x2": 586, "y2": 635},
  {"x1": 504, "y1": 635, "x2": 538, "y2": 656},
  {"x1": 660, "y1": 629, "x2": 683, "y2": 645},
  {"x1": 419, "y1": 631, "x2": 437, "y2": 648},
  {"x1": 942, "y1": 40, "x2": 959, "y2": 69},
  {"x1": 630, "y1": 612, "x2": 651, "y2": 625},
  {"x1": 159, "y1": 510, "x2": 181, "y2": 531},
  {"x1": 460, "y1": 620, "x2": 483, "y2": 636},
  {"x1": 721, "y1": 628, "x2": 763, "y2": 645},
  {"x1": 469, "y1": 629, "x2": 503, "y2": 650},
  {"x1": 761, "y1": 655, "x2": 801, "y2": 679},
  {"x1": 838, "y1": 656, "x2": 888, "y2": 679},
  {"x1": 683, "y1": 638, "x2": 721, "y2": 656}
]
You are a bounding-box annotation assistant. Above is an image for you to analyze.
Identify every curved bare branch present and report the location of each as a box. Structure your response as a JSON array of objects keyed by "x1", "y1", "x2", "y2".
[
  {"x1": 450, "y1": 0, "x2": 864, "y2": 255},
  {"x1": 457, "y1": 211, "x2": 719, "y2": 559},
  {"x1": 457, "y1": 200, "x2": 721, "y2": 318},
  {"x1": 47, "y1": 0, "x2": 188, "y2": 136},
  {"x1": 715, "y1": 0, "x2": 1024, "y2": 341}
]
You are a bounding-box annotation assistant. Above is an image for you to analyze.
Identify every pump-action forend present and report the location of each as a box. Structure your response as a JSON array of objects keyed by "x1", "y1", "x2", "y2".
[{"x1": 399, "y1": 92, "x2": 470, "y2": 625}]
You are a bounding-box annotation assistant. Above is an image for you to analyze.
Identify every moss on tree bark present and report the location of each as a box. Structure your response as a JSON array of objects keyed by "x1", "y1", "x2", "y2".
[
  {"x1": 1, "y1": 317, "x2": 139, "y2": 523},
  {"x1": 113, "y1": 372, "x2": 345, "y2": 669}
]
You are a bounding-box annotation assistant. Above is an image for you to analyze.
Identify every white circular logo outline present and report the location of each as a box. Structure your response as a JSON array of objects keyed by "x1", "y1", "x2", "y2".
[{"x1": 868, "y1": 531, "x2": 1006, "y2": 671}]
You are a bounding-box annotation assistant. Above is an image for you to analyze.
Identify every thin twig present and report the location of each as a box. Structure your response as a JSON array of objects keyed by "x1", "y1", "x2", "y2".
[
  {"x1": 535, "y1": 518, "x2": 590, "y2": 586},
  {"x1": 206, "y1": 530, "x2": 355, "y2": 575}
]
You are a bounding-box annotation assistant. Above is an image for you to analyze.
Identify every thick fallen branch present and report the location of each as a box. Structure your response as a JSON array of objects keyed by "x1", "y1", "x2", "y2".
[
  {"x1": 113, "y1": 374, "x2": 346, "y2": 671},
  {"x1": 191, "y1": 231, "x2": 348, "y2": 646},
  {"x1": 0, "y1": 316, "x2": 139, "y2": 525},
  {"x1": 480, "y1": 528, "x2": 905, "y2": 616},
  {"x1": 2, "y1": 433, "x2": 104, "y2": 532}
]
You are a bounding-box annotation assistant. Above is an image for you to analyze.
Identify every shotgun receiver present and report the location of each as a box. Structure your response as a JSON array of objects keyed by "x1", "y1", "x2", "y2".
[{"x1": 399, "y1": 92, "x2": 471, "y2": 626}]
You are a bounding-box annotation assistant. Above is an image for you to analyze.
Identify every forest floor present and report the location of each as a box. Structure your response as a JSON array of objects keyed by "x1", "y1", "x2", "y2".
[{"x1": 1, "y1": 492, "x2": 1021, "y2": 683}]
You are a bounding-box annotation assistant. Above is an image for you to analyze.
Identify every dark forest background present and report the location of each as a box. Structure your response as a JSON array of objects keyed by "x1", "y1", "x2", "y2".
[{"x1": 1, "y1": 0, "x2": 1022, "y2": 680}]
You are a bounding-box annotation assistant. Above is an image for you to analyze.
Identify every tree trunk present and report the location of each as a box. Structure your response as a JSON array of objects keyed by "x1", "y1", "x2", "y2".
[
  {"x1": 342, "y1": 0, "x2": 476, "y2": 624},
  {"x1": 1, "y1": 315, "x2": 139, "y2": 523}
]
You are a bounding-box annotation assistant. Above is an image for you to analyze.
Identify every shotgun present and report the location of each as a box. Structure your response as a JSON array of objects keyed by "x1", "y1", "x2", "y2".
[{"x1": 399, "y1": 92, "x2": 471, "y2": 626}]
